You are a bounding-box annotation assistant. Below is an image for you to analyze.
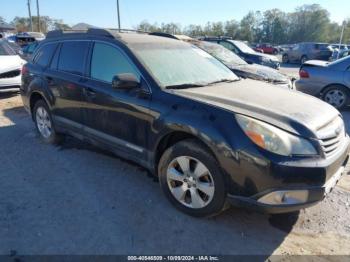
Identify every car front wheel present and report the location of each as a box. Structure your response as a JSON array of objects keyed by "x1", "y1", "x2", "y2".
[
  {"x1": 33, "y1": 100, "x2": 63, "y2": 144},
  {"x1": 282, "y1": 54, "x2": 289, "y2": 63},
  {"x1": 158, "y1": 139, "x2": 227, "y2": 217}
]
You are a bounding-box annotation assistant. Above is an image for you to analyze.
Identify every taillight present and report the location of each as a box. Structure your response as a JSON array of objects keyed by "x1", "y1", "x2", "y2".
[
  {"x1": 21, "y1": 64, "x2": 28, "y2": 75},
  {"x1": 299, "y1": 69, "x2": 309, "y2": 78}
]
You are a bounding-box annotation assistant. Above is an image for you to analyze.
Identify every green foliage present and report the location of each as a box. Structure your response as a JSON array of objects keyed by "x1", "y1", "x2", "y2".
[{"x1": 136, "y1": 4, "x2": 349, "y2": 45}]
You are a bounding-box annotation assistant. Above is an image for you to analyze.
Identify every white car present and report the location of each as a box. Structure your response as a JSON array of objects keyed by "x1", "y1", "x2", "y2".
[{"x1": 0, "y1": 40, "x2": 26, "y2": 89}]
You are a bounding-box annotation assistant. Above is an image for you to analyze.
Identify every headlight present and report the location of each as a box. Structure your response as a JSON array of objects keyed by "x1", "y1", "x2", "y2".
[{"x1": 236, "y1": 115, "x2": 317, "y2": 156}]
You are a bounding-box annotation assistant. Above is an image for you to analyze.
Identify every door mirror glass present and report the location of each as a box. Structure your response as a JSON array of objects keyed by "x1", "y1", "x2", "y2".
[{"x1": 112, "y1": 73, "x2": 140, "y2": 89}]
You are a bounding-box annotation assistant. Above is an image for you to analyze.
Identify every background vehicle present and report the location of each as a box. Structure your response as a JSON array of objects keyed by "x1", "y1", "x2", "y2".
[
  {"x1": 331, "y1": 49, "x2": 350, "y2": 61},
  {"x1": 21, "y1": 29, "x2": 349, "y2": 217},
  {"x1": 203, "y1": 37, "x2": 280, "y2": 69},
  {"x1": 295, "y1": 56, "x2": 350, "y2": 109},
  {"x1": 0, "y1": 40, "x2": 26, "y2": 89},
  {"x1": 255, "y1": 43, "x2": 279, "y2": 55},
  {"x1": 282, "y1": 42, "x2": 333, "y2": 64}
]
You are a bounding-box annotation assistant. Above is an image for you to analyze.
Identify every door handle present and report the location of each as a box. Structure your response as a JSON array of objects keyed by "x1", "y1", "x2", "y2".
[
  {"x1": 85, "y1": 87, "x2": 97, "y2": 97},
  {"x1": 46, "y1": 76, "x2": 53, "y2": 84}
]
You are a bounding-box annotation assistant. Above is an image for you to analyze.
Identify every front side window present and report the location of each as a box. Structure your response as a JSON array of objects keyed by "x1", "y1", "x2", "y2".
[
  {"x1": 131, "y1": 42, "x2": 238, "y2": 88},
  {"x1": 90, "y1": 43, "x2": 139, "y2": 83},
  {"x1": 231, "y1": 41, "x2": 255, "y2": 54},
  {"x1": 58, "y1": 41, "x2": 89, "y2": 75},
  {"x1": 34, "y1": 43, "x2": 57, "y2": 67}
]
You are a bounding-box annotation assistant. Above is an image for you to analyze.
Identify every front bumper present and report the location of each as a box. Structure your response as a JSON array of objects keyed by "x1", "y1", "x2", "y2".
[{"x1": 227, "y1": 137, "x2": 350, "y2": 214}]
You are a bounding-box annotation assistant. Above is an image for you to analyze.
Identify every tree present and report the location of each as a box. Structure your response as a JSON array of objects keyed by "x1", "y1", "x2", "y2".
[
  {"x1": 238, "y1": 11, "x2": 258, "y2": 42},
  {"x1": 53, "y1": 19, "x2": 71, "y2": 31},
  {"x1": 224, "y1": 20, "x2": 239, "y2": 38}
]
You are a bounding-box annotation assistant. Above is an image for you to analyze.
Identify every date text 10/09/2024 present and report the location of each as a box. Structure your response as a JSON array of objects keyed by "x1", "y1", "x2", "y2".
[{"x1": 127, "y1": 256, "x2": 220, "y2": 261}]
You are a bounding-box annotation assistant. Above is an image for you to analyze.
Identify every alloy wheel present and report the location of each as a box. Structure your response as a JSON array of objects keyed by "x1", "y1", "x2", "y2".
[
  {"x1": 35, "y1": 106, "x2": 52, "y2": 138},
  {"x1": 324, "y1": 89, "x2": 346, "y2": 108},
  {"x1": 166, "y1": 156, "x2": 215, "y2": 209}
]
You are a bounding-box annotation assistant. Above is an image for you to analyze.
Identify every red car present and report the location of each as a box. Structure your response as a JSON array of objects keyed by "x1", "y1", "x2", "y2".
[{"x1": 255, "y1": 43, "x2": 279, "y2": 55}]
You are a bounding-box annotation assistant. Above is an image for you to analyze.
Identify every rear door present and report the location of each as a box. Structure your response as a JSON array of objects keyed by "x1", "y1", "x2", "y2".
[
  {"x1": 82, "y1": 41, "x2": 152, "y2": 163},
  {"x1": 47, "y1": 40, "x2": 91, "y2": 133}
]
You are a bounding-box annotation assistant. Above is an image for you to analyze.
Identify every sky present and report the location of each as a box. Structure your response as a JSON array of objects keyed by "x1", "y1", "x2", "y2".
[{"x1": 1, "y1": 0, "x2": 349, "y2": 28}]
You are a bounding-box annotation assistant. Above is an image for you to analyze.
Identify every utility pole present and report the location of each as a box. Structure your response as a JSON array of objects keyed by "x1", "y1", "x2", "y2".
[
  {"x1": 116, "y1": 0, "x2": 121, "y2": 32},
  {"x1": 27, "y1": 0, "x2": 33, "y2": 32},
  {"x1": 337, "y1": 21, "x2": 346, "y2": 60},
  {"x1": 36, "y1": 0, "x2": 41, "y2": 32}
]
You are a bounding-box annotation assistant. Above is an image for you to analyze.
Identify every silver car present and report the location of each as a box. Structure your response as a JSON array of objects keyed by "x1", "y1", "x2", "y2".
[{"x1": 295, "y1": 56, "x2": 350, "y2": 109}]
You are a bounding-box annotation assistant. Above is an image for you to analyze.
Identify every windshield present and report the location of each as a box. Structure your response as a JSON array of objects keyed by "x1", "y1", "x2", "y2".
[
  {"x1": 132, "y1": 42, "x2": 238, "y2": 88},
  {"x1": 197, "y1": 42, "x2": 247, "y2": 66},
  {"x1": 231, "y1": 40, "x2": 256, "y2": 54}
]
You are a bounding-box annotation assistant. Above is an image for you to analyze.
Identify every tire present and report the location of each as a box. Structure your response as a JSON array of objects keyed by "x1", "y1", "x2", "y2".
[
  {"x1": 282, "y1": 54, "x2": 289, "y2": 63},
  {"x1": 273, "y1": 50, "x2": 278, "y2": 55},
  {"x1": 300, "y1": 55, "x2": 308, "y2": 64},
  {"x1": 158, "y1": 139, "x2": 227, "y2": 217},
  {"x1": 322, "y1": 85, "x2": 349, "y2": 110},
  {"x1": 33, "y1": 100, "x2": 64, "y2": 144}
]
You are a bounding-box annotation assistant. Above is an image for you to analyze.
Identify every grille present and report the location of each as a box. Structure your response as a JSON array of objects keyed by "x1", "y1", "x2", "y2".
[
  {"x1": 0, "y1": 69, "x2": 21, "y2": 79},
  {"x1": 317, "y1": 117, "x2": 346, "y2": 157}
]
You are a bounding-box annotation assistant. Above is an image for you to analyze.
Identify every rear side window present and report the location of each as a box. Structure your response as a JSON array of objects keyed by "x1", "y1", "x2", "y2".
[
  {"x1": 34, "y1": 43, "x2": 57, "y2": 67},
  {"x1": 58, "y1": 41, "x2": 89, "y2": 75},
  {"x1": 90, "y1": 42, "x2": 139, "y2": 83}
]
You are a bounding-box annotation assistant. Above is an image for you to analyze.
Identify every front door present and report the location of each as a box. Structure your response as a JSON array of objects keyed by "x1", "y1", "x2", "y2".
[{"x1": 82, "y1": 42, "x2": 152, "y2": 164}]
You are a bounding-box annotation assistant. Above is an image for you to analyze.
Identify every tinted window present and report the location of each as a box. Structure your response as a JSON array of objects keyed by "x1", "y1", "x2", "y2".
[
  {"x1": 90, "y1": 43, "x2": 139, "y2": 83},
  {"x1": 58, "y1": 41, "x2": 89, "y2": 75},
  {"x1": 34, "y1": 43, "x2": 57, "y2": 67}
]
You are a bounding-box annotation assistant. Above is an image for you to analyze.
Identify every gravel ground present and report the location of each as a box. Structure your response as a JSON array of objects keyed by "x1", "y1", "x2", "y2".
[{"x1": 0, "y1": 87, "x2": 350, "y2": 257}]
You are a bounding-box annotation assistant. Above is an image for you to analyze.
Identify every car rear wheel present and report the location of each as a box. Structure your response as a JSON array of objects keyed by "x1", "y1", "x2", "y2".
[
  {"x1": 322, "y1": 85, "x2": 349, "y2": 110},
  {"x1": 301, "y1": 55, "x2": 308, "y2": 64},
  {"x1": 282, "y1": 54, "x2": 289, "y2": 63},
  {"x1": 158, "y1": 139, "x2": 227, "y2": 217},
  {"x1": 33, "y1": 100, "x2": 64, "y2": 144}
]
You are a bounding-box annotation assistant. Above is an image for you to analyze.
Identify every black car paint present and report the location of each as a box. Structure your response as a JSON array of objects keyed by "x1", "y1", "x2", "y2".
[{"x1": 21, "y1": 32, "x2": 349, "y2": 213}]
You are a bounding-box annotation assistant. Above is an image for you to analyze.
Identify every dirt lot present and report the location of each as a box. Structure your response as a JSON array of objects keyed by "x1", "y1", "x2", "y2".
[{"x1": 1, "y1": 77, "x2": 350, "y2": 257}]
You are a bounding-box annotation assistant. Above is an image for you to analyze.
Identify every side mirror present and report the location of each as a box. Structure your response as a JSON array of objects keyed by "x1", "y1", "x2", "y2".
[{"x1": 112, "y1": 73, "x2": 140, "y2": 89}]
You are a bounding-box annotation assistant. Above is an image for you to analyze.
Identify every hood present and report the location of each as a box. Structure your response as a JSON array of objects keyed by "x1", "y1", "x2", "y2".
[
  {"x1": 172, "y1": 79, "x2": 339, "y2": 138},
  {"x1": 303, "y1": 60, "x2": 330, "y2": 67},
  {"x1": 232, "y1": 64, "x2": 289, "y2": 84},
  {"x1": 0, "y1": 55, "x2": 25, "y2": 74}
]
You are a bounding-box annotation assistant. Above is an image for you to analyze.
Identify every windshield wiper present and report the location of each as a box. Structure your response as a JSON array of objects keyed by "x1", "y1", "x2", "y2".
[
  {"x1": 207, "y1": 79, "x2": 240, "y2": 85},
  {"x1": 165, "y1": 83, "x2": 205, "y2": 90}
]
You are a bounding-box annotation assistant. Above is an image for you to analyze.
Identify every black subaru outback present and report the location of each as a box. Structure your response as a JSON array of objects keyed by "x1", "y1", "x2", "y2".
[{"x1": 20, "y1": 29, "x2": 349, "y2": 217}]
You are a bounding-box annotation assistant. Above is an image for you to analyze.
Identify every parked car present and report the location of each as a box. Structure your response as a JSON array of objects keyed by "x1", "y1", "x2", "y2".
[
  {"x1": 295, "y1": 56, "x2": 350, "y2": 110},
  {"x1": 255, "y1": 43, "x2": 279, "y2": 55},
  {"x1": 21, "y1": 41, "x2": 39, "y2": 61},
  {"x1": 202, "y1": 37, "x2": 280, "y2": 69},
  {"x1": 0, "y1": 40, "x2": 26, "y2": 89},
  {"x1": 21, "y1": 29, "x2": 349, "y2": 217},
  {"x1": 331, "y1": 49, "x2": 350, "y2": 61},
  {"x1": 282, "y1": 42, "x2": 333, "y2": 64}
]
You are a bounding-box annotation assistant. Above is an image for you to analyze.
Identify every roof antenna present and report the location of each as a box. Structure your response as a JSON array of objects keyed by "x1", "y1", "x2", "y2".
[{"x1": 116, "y1": 0, "x2": 121, "y2": 32}]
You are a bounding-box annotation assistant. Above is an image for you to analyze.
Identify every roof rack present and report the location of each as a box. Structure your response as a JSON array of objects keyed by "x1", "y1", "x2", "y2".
[{"x1": 46, "y1": 28, "x2": 116, "y2": 39}]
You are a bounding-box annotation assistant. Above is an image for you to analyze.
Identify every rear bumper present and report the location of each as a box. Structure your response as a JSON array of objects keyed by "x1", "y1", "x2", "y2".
[{"x1": 295, "y1": 79, "x2": 323, "y2": 96}]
